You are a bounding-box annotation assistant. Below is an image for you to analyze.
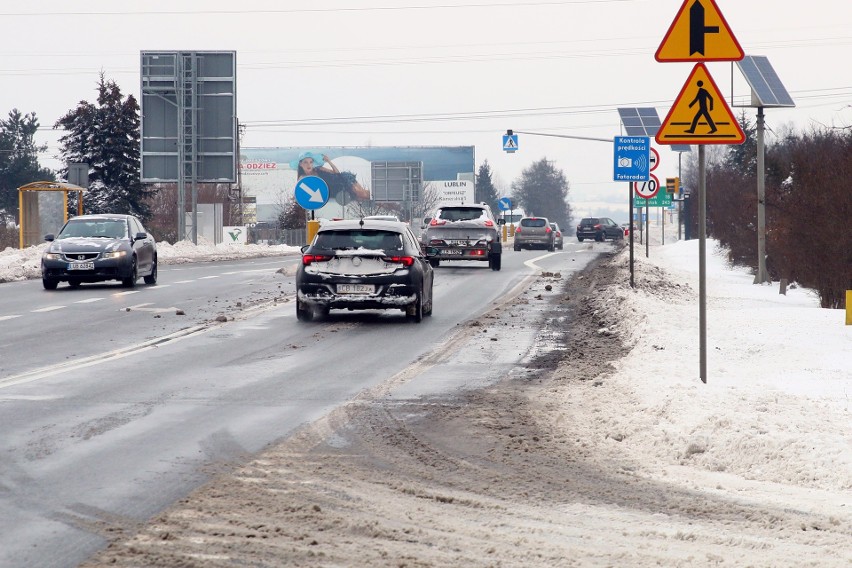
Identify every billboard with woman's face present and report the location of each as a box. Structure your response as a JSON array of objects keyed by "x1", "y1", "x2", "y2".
[{"x1": 239, "y1": 146, "x2": 475, "y2": 221}]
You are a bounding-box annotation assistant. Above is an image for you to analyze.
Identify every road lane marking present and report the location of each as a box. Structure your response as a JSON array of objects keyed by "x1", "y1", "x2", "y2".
[
  {"x1": 75, "y1": 298, "x2": 105, "y2": 304},
  {"x1": 123, "y1": 303, "x2": 180, "y2": 313},
  {"x1": 199, "y1": 276, "x2": 220, "y2": 280},
  {"x1": 524, "y1": 252, "x2": 563, "y2": 271},
  {"x1": 0, "y1": 324, "x2": 210, "y2": 389},
  {"x1": 0, "y1": 315, "x2": 22, "y2": 321},
  {"x1": 174, "y1": 280, "x2": 194, "y2": 284},
  {"x1": 0, "y1": 297, "x2": 295, "y2": 389},
  {"x1": 31, "y1": 306, "x2": 66, "y2": 313},
  {"x1": 112, "y1": 290, "x2": 141, "y2": 297}
]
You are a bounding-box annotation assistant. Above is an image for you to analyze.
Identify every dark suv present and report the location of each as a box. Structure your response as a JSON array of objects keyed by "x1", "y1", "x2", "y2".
[{"x1": 576, "y1": 217, "x2": 624, "y2": 242}]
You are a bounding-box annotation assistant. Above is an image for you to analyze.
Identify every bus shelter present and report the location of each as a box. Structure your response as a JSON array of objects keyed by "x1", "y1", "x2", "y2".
[{"x1": 18, "y1": 181, "x2": 86, "y2": 248}]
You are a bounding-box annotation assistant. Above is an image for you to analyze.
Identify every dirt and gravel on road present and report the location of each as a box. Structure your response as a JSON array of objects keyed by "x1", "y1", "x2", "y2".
[{"x1": 80, "y1": 248, "x2": 848, "y2": 567}]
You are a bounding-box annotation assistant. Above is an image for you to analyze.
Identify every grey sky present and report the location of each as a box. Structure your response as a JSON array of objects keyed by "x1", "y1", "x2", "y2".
[{"x1": 2, "y1": 0, "x2": 850, "y2": 222}]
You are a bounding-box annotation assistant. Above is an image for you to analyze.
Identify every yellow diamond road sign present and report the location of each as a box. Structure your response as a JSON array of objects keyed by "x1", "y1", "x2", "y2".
[
  {"x1": 656, "y1": 63, "x2": 745, "y2": 145},
  {"x1": 656, "y1": 0, "x2": 744, "y2": 62}
]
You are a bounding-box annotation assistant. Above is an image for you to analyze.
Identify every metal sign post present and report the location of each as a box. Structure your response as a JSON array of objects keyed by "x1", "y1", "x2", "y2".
[
  {"x1": 655, "y1": 0, "x2": 744, "y2": 384},
  {"x1": 698, "y1": 145, "x2": 707, "y2": 383}
]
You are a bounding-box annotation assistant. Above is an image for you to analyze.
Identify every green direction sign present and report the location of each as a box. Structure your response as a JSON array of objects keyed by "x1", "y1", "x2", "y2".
[{"x1": 634, "y1": 193, "x2": 672, "y2": 208}]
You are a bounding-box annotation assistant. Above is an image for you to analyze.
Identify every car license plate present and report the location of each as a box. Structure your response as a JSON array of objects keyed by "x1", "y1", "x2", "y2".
[
  {"x1": 68, "y1": 262, "x2": 94, "y2": 270},
  {"x1": 442, "y1": 249, "x2": 463, "y2": 255},
  {"x1": 337, "y1": 283, "x2": 374, "y2": 294}
]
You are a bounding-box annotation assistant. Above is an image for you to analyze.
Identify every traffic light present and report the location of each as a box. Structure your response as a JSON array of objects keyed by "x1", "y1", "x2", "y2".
[{"x1": 666, "y1": 177, "x2": 680, "y2": 195}]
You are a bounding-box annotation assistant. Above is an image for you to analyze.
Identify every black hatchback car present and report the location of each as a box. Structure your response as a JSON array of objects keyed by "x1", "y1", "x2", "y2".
[
  {"x1": 296, "y1": 219, "x2": 434, "y2": 322},
  {"x1": 576, "y1": 217, "x2": 624, "y2": 242},
  {"x1": 41, "y1": 214, "x2": 157, "y2": 289}
]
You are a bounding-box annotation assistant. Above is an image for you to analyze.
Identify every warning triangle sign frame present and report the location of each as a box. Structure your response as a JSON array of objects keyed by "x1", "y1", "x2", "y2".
[
  {"x1": 656, "y1": 63, "x2": 745, "y2": 146},
  {"x1": 656, "y1": 0, "x2": 744, "y2": 62}
]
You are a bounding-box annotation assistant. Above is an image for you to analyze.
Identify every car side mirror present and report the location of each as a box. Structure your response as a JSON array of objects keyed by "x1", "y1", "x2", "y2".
[
  {"x1": 134, "y1": 232, "x2": 147, "y2": 241},
  {"x1": 44, "y1": 234, "x2": 55, "y2": 242},
  {"x1": 300, "y1": 244, "x2": 309, "y2": 253},
  {"x1": 497, "y1": 219, "x2": 505, "y2": 226}
]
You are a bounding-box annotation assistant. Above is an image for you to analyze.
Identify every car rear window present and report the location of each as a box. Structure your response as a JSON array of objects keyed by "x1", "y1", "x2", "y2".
[
  {"x1": 314, "y1": 230, "x2": 403, "y2": 251},
  {"x1": 520, "y1": 218, "x2": 547, "y2": 228},
  {"x1": 580, "y1": 218, "x2": 599, "y2": 225},
  {"x1": 436, "y1": 207, "x2": 486, "y2": 222}
]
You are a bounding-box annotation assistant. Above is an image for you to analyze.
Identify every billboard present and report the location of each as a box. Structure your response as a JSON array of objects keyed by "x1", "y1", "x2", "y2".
[
  {"x1": 140, "y1": 51, "x2": 237, "y2": 183},
  {"x1": 240, "y1": 146, "x2": 475, "y2": 221}
]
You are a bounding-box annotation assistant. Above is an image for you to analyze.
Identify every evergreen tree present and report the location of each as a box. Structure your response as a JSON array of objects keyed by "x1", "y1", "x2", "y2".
[
  {"x1": 511, "y1": 157, "x2": 572, "y2": 227},
  {"x1": 0, "y1": 109, "x2": 53, "y2": 221},
  {"x1": 474, "y1": 160, "x2": 499, "y2": 215},
  {"x1": 722, "y1": 112, "x2": 758, "y2": 175},
  {"x1": 55, "y1": 74, "x2": 152, "y2": 221},
  {"x1": 278, "y1": 197, "x2": 307, "y2": 229}
]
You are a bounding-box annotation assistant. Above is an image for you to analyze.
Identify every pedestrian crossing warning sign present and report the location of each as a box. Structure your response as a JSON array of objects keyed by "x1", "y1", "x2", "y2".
[
  {"x1": 502, "y1": 133, "x2": 518, "y2": 153},
  {"x1": 656, "y1": 0, "x2": 744, "y2": 62},
  {"x1": 656, "y1": 63, "x2": 745, "y2": 145}
]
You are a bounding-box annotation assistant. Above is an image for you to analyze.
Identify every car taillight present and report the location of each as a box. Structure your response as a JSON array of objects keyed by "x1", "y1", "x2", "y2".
[
  {"x1": 430, "y1": 218, "x2": 446, "y2": 226},
  {"x1": 594, "y1": 224, "x2": 602, "y2": 230},
  {"x1": 302, "y1": 254, "x2": 332, "y2": 265},
  {"x1": 545, "y1": 226, "x2": 552, "y2": 233},
  {"x1": 484, "y1": 220, "x2": 494, "y2": 227},
  {"x1": 515, "y1": 227, "x2": 521, "y2": 234},
  {"x1": 556, "y1": 231, "x2": 561, "y2": 237},
  {"x1": 383, "y1": 255, "x2": 414, "y2": 267}
]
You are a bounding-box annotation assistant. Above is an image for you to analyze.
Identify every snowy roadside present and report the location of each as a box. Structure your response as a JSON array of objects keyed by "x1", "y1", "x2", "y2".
[
  {"x1": 79, "y1": 231, "x2": 852, "y2": 567},
  {"x1": 0, "y1": 239, "x2": 302, "y2": 284}
]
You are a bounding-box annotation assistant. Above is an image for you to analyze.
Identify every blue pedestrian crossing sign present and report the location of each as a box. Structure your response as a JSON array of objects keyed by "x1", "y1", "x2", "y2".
[
  {"x1": 502, "y1": 133, "x2": 518, "y2": 153},
  {"x1": 498, "y1": 197, "x2": 514, "y2": 211},
  {"x1": 294, "y1": 175, "x2": 329, "y2": 210}
]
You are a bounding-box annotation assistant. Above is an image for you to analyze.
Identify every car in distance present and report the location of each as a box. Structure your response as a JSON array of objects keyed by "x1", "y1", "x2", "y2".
[
  {"x1": 41, "y1": 214, "x2": 157, "y2": 290},
  {"x1": 576, "y1": 217, "x2": 624, "y2": 242},
  {"x1": 421, "y1": 203, "x2": 502, "y2": 271},
  {"x1": 296, "y1": 218, "x2": 434, "y2": 322},
  {"x1": 513, "y1": 217, "x2": 554, "y2": 251},
  {"x1": 550, "y1": 222, "x2": 564, "y2": 250}
]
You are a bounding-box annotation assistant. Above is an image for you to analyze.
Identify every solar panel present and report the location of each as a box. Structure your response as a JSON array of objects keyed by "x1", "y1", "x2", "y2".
[
  {"x1": 737, "y1": 55, "x2": 795, "y2": 108},
  {"x1": 618, "y1": 107, "x2": 690, "y2": 153}
]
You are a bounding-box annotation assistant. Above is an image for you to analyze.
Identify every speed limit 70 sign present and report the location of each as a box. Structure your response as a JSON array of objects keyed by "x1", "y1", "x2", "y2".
[{"x1": 634, "y1": 173, "x2": 660, "y2": 199}]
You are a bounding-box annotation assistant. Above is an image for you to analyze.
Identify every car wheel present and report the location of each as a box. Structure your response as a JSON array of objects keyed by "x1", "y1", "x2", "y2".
[
  {"x1": 548, "y1": 242, "x2": 555, "y2": 252},
  {"x1": 595, "y1": 232, "x2": 603, "y2": 242},
  {"x1": 407, "y1": 292, "x2": 423, "y2": 323},
  {"x1": 144, "y1": 257, "x2": 158, "y2": 285},
  {"x1": 68, "y1": 279, "x2": 82, "y2": 288},
  {"x1": 122, "y1": 257, "x2": 138, "y2": 287},
  {"x1": 296, "y1": 298, "x2": 313, "y2": 322},
  {"x1": 489, "y1": 253, "x2": 502, "y2": 271},
  {"x1": 429, "y1": 258, "x2": 440, "y2": 268},
  {"x1": 423, "y1": 276, "x2": 434, "y2": 316},
  {"x1": 577, "y1": 237, "x2": 583, "y2": 242},
  {"x1": 513, "y1": 243, "x2": 520, "y2": 251},
  {"x1": 42, "y1": 277, "x2": 59, "y2": 290},
  {"x1": 558, "y1": 243, "x2": 564, "y2": 250}
]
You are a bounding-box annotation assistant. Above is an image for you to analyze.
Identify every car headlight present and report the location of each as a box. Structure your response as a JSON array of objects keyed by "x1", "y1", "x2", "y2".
[
  {"x1": 101, "y1": 250, "x2": 127, "y2": 259},
  {"x1": 43, "y1": 252, "x2": 62, "y2": 261}
]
